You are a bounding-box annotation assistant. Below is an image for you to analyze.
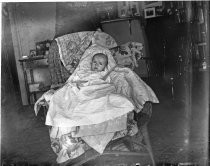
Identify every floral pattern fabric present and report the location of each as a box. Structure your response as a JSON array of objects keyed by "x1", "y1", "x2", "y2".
[
  {"x1": 55, "y1": 31, "x2": 117, "y2": 73},
  {"x1": 92, "y1": 31, "x2": 117, "y2": 49},
  {"x1": 55, "y1": 31, "x2": 94, "y2": 73},
  {"x1": 47, "y1": 41, "x2": 70, "y2": 86},
  {"x1": 110, "y1": 42, "x2": 144, "y2": 70},
  {"x1": 49, "y1": 116, "x2": 139, "y2": 164},
  {"x1": 50, "y1": 130, "x2": 90, "y2": 164},
  {"x1": 48, "y1": 31, "x2": 144, "y2": 88}
]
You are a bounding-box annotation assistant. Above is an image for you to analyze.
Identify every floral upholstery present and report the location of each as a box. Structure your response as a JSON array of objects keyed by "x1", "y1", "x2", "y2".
[
  {"x1": 47, "y1": 31, "x2": 143, "y2": 88},
  {"x1": 92, "y1": 31, "x2": 117, "y2": 49},
  {"x1": 47, "y1": 41, "x2": 70, "y2": 87},
  {"x1": 55, "y1": 31, "x2": 95, "y2": 73},
  {"x1": 110, "y1": 42, "x2": 143, "y2": 70}
]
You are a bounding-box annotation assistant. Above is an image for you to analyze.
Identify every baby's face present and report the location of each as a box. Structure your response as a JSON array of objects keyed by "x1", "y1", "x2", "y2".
[{"x1": 91, "y1": 56, "x2": 107, "y2": 72}]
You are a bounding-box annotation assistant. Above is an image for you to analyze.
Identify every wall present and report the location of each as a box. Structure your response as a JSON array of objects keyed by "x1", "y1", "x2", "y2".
[
  {"x1": 1, "y1": 8, "x2": 19, "y2": 106},
  {"x1": 55, "y1": 2, "x2": 99, "y2": 37},
  {"x1": 8, "y1": 2, "x2": 56, "y2": 105},
  {"x1": 145, "y1": 16, "x2": 188, "y2": 77}
]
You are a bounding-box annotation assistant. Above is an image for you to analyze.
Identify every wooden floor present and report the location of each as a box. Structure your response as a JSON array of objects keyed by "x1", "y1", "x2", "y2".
[{"x1": 1, "y1": 74, "x2": 209, "y2": 165}]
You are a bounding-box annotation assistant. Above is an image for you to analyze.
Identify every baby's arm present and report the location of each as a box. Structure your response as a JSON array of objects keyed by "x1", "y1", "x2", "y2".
[
  {"x1": 102, "y1": 65, "x2": 117, "y2": 80},
  {"x1": 72, "y1": 80, "x2": 88, "y2": 89},
  {"x1": 102, "y1": 65, "x2": 128, "y2": 80}
]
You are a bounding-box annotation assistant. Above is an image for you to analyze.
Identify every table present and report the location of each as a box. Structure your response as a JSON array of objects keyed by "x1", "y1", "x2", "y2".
[{"x1": 19, "y1": 56, "x2": 50, "y2": 104}]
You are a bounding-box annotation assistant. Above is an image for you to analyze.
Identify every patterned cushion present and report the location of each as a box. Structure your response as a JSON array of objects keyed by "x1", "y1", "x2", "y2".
[
  {"x1": 47, "y1": 41, "x2": 70, "y2": 87},
  {"x1": 110, "y1": 42, "x2": 143, "y2": 70},
  {"x1": 92, "y1": 31, "x2": 117, "y2": 49},
  {"x1": 55, "y1": 31, "x2": 94, "y2": 73}
]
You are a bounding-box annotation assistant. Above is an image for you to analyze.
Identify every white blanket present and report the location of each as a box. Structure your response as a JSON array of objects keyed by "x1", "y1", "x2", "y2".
[
  {"x1": 34, "y1": 45, "x2": 159, "y2": 163},
  {"x1": 45, "y1": 45, "x2": 135, "y2": 128},
  {"x1": 45, "y1": 82, "x2": 134, "y2": 127}
]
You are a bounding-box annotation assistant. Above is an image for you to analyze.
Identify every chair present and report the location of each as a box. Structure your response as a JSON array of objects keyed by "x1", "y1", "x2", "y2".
[{"x1": 37, "y1": 32, "x2": 156, "y2": 166}]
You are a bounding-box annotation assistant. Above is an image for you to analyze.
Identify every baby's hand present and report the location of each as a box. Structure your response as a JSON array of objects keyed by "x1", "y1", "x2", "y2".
[
  {"x1": 73, "y1": 80, "x2": 88, "y2": 89},
  {"x1": 76, "y1": 83, "x2": 80, "y2": 89},
  {"x1": 114, "y1": 66, "x2": 130, "y2": 73}
]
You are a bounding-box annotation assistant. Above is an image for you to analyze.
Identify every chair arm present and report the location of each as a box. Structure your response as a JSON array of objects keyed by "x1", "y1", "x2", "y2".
[{"x1": 135, "y1": 102, "x2": 152, "y2": 129}]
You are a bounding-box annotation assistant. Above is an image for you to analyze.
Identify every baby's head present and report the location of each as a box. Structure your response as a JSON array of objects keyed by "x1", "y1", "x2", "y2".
[{"x1": 91, "y1": 53, "x2": 108, "y2": 72}]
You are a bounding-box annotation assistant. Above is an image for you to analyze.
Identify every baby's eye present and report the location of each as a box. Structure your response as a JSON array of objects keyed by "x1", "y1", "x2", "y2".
[{"x1": 99, "y1": 63, "x2": 102, "y2": 65}]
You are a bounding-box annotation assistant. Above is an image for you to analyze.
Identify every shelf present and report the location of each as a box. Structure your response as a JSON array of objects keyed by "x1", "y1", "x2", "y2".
[
  {"x1": 20, "y1": 58, "x2": 48, "y2": 69},
  {"x1": 25, "y1": 65, "x2": 49, "y2": 69},
  {"x1": 19, "y1": 55, "x2": 50, "y2": 105},
  {"x1": 197, "y1": 42, "x2": 207, "y2": 46},
  {"x1": 19, "y1": 56, "x2": 47, "y2": 62},
  {"x1": 100, "y1": 16, "x2": 141, "y2": 24}
]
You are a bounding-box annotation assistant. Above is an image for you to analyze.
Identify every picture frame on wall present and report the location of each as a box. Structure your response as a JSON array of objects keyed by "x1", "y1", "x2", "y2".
[
  {"x1": 29, "y1": 50, "x2": 36, "y2": 58},
  {"x1": 36, "y1": 40, "x2": 52, "y2": 56},
  {"x1": 130, "y1": 2, "x2": 140, "y2": 16},
  {"x1": 144, "y1": 7, "x2": 156, "y2": 18},
  {"x1": 95, "y1": 2, "x2": 118, "y2": 21},
  {"x1": 117, "y1": 2, "x2": 141, "y2": 18},
  {"x1": 117, "y1": 1, "x2": 129, "y2": 18}
]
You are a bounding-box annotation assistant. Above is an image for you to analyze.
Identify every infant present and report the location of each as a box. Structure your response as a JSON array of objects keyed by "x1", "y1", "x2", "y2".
[
  {"x1": 74, "y1": 53, "x2": 109, "y2": 88},
  {"x1": 91, "y1": 53, "x2": 108, "y2": 72}
]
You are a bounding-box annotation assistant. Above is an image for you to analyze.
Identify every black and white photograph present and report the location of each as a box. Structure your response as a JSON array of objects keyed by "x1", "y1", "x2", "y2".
[{"x1": 1, "y1": 1, "x2": 209, "y2": 166}]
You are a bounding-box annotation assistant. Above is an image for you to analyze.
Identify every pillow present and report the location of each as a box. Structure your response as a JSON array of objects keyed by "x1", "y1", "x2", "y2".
[
  {"x1": 110, "y1": 42, "x2": 143, "y2": 70},
  {"x1": 92, "y1": 30, "x2": 117, "y2": 49}
]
